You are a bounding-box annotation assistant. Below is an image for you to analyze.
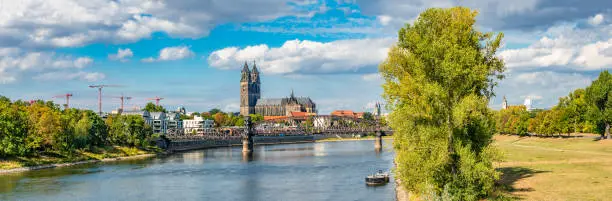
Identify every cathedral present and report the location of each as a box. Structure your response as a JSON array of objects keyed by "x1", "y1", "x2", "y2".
[{"x1": 240, "y1": 62, "x2": 317, "y2": 116}]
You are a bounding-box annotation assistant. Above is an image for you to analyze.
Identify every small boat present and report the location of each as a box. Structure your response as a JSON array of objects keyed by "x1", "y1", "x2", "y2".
[{"x1": 365, "y1": 170, "x2": 389, "y2": 186}]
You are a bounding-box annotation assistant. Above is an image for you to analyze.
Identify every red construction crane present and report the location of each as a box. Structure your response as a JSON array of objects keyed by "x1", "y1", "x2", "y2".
[
  {"x1": 111, "y1": 95, "x2": 132, "y2": 111},
  {"x1": 147, "y1": 96, "x2": 164, "y2": 106},
  {"x1": 89, "y1": 85, "x2": 122, "y2": 115},
  {"x1": 52, "y1": 93, "x2": 73, "y2": 110}
]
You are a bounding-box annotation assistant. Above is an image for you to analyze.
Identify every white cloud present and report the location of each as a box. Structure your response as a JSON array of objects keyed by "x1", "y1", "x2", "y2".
[
  {"x1": 494, "y1": 71, "x2": 593, "y2": 109},
  {"x1": 573, "y1": 39, "x2": 612, "y2": 68},
  {"x1": 499, "y1": 18, "x2": 612, "y2": 71},
  {"x1": 33, "y1": 71, "x2": 106, "y2": 82},
  {"x1": 377, "y1": 15, "x2": 393, "y2": 26},
  {"x1": 0, "y1": 0, "x2": 316, "y2": 49},
  {"x1": 108, "y1": 48, "x2": 134, "y2": 62},
  {"x1": 589, "y1": 14, "x2": 605, "y2": 26},
  {"x1": 0, "y1": 50, "x2": 100, "y2": 84},
  {"x1": 142, "y1": 46, "x2": 194, "y2": 62},
  {"x1": 208, "y1": 38, "x2": 395, "y2": 74}
]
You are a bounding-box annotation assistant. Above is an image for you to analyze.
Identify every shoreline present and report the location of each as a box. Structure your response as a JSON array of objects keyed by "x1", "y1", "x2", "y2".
[
  {"x1": 315, "y1": 136, "x2": 393, "y2": 142},
  {"x1": 0, "y1": 153, "x2": 157, "y2": 175}
]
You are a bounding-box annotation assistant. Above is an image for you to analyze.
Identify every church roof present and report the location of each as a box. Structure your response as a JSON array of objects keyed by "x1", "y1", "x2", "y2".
[
  {"x1": 256, "y1": 98, "x2": 283, "y2": 106},
  {"x1": 255, "y1": 97, "x2": 315, "y2": 106}
]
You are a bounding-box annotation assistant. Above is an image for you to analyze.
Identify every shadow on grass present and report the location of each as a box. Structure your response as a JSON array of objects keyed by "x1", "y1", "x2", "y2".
[{"x1": 493, "y1": 167, "x2": 550, "y2": 200}]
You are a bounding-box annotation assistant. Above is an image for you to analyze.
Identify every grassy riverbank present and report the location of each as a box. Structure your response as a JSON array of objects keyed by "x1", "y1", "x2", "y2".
[
  {"x1": 494, "y1": 135, "x2": 612, "y2": 200},
  {"x1": 315, "y1": 135, "x2": 393, "y2": 142},
  {"x1": 0, "y1": 146, "x2": 158, "y2": 172}
]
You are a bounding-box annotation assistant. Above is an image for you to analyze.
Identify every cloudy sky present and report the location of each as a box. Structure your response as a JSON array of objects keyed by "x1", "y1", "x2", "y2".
[{"x1": 0, "y1": 0, "x2": 611, "y2": 113}]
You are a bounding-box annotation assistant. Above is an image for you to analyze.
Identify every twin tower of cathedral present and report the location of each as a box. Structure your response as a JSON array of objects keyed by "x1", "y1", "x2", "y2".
[
  {"x1": 239, "y1": 62, "x2": 317, "y2": 117},
  {"x1": 240, "y1": 62, "x2": 260, "y2": 116}
]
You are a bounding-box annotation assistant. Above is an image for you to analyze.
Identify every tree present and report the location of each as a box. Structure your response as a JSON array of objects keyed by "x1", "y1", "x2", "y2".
[
  {"x1": 362, "y1": 112, "x2": 374, "y2": 121},
  {"x1": 0, "y1": 97, "x2": 30, "y2": 156},
  {"x1": 585, "y1": 71, "x2": 612, "y2": 139},
  {"x1": 209, "y1": 108, "x2": 222, "y2": 115},
  {"x1": 143, "y1": 102, "x2": 166, "y2": 113},
  {"x1": 379, "y1": 7, "x2": 504, "y2": 199},
  {"x1": 213, "y1": 112, "x2": 227, "y2": 127}
]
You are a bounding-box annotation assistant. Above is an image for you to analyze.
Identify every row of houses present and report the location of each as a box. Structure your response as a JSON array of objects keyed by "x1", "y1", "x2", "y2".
[{"x1": 119, "y1": 110, "x2": 214, "y2": 134}]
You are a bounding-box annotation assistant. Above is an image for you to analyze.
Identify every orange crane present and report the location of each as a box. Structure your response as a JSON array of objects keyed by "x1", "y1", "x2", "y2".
[
  {"x1": 111, "y1": 95, "x2": 132, "y2": 111},
  {"x1": 89, "y1": 85, "x2": 121, "y2": 115},
  {"x1": 52, "y1": 93, "x2": 73, "y2": 110},
  {"x1": 147, "y1": 96, "x2": 164, "y2": 106}
]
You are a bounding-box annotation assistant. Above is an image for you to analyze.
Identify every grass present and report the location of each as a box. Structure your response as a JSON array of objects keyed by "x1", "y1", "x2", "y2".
[
  {"x1": 0, "y1": 146, "x2": 156, "y2": 171},
  {"x1": 493, "y1": 134, "x2": 612, "y2": 200}
]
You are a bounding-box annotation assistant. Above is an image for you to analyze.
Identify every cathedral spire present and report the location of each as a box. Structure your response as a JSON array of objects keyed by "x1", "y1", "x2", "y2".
[
  {"x1": 241, "y1": 61, "x2": 250, "y2": 82},
  {"x1": 251, "y1": 60, "x2": 260, "y2": 83}
]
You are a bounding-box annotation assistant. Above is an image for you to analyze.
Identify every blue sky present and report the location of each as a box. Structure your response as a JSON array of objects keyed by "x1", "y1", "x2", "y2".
[{"x1": 1, "y1": 0, "x2": 611, "y2": 114}]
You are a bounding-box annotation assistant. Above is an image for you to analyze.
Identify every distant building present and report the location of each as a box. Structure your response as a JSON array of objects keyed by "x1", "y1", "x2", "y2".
[
  {"x1": 150, "y1": 112, "x2": 167, "y2": 134},
  {"x1": 166, "y1": 112, "x2": 183, "y2": 132},
  {"x1": 502, "y1": 96, "x2": 508, "y2": 110},
  {"x1": 331, "y1": 110, "x2": 364, "y2": 119},
  {"x1": 373, "y1": 102, "x2": 382, "y2": 117},
  {"x1": 239, "y1": 62, "x2": 317, "y2": 116},
  {"x1": 184, "y1": 116, "x2": 215, "y2": 135},
  {"x1": 524, "y1": 97, "x2": 533, "y2": 111}
]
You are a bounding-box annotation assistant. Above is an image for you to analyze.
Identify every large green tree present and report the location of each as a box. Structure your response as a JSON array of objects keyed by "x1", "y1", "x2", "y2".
[
  {"x1": 380, "y1": 7, "x2": 504, "y2": 199},
  {"x1": 585, "y1": 70, "x2": 612, "y2": 139}
]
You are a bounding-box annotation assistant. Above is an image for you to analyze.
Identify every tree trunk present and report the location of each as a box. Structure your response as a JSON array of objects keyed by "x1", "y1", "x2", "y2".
[{"x1": 606, "y1": 123, "x2": 611, "y2": 140}]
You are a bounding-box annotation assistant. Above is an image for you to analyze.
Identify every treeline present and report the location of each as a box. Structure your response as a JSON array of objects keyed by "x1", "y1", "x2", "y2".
[
  {"x1": 0, "y1": 96, "x2": 154, "y2": 157},
  {"x1": 186, "y1": 109, "x2": 264, "y2": 127},
  {"x1": 496, "y1": 71, "x2": 612, "y2": 139}
]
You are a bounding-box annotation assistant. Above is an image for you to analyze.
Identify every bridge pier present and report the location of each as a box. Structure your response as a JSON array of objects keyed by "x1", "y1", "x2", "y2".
[
  {"x1": 375, "y1": 131, "x2": 383, "y2": 151},
  {"x1": 242, "y1": 116, "x2": 254, "y2": 156},
  {"x1": 242, "y1": 136, "x2": 253, "y2": 154}
]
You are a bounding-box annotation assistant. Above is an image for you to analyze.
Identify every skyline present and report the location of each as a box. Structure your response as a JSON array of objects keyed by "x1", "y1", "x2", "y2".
[{"x1": 1, "y1": 0, "x2": 611, "y2": 114}]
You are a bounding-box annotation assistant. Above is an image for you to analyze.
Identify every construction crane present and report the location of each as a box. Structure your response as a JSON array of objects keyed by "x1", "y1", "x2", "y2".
[
  {"x1": 52, "y1": 93, "x2": 73, "y2": 110},
  {"x1": 111, "y1": 95, "x2": 132, "y2": 111},
  {"x1": 147, "y1": 96, "x2": 164, "y2": 106},
  {"x1": 88, "y1": 85, "x2": 122, "y2": 115}
]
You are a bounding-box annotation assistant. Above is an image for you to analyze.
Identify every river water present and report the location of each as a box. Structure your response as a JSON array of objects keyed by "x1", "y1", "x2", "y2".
[{"x1": 0, "y1": 139, "x2": 395, "y2": 201}]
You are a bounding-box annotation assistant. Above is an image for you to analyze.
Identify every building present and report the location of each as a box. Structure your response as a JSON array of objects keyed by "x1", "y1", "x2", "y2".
[
  {"x1": 184, "y1": 116, "x2": 215, "y2": 135},
  {"x1": 239, "y1": 62, "x2": 317, "y2": 116},
  {"x1": 150, "y1": 112, "x2": 167, "y2": 134},
  {"x1": 502, "y1": 96, "x2": 508, "y2": 109},
  {"x1": 331, "y1": 110, "x2": 364, "y2": 119},
  {"x1": 373, "y1": 102, "x2": 382, "y2": 117},
  {"x1": 166, "y1": 112, "x2": 183, "y2": 132}
]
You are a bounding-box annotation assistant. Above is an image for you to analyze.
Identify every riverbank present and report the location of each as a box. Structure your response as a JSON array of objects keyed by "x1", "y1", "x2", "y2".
[
  {"x1": 0, "y1": 146, "x2": 158, "y2": 174},
  {"x1": 315, "y1": 136, "x2": 393, "y2": 142}
]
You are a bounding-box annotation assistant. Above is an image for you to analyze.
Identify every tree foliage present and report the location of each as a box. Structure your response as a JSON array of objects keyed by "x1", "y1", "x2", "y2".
[
  {"x1": 497, "y1": 79, "x2": 603, "y2": 137},
  {"x1": 0, "y1": 96, "x2": 152, "y2": 157},
  {"x1": 380, "y1": 7, "x2": 504, "y2": 199},
  {"x1": 143, "y1": 102, "x2": 166, "y2": 112},
  {"x1": 585, "y1": 71, "x2": 612, "y2": 139}
]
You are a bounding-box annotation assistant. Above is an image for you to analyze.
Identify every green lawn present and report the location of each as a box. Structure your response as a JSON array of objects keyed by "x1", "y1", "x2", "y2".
[
  {"x1": 494, "y1": 135, "x2": 612, "y2": 200},
  {"x1": 0, "y1": 146, "x2": 156, "y2": 171}
]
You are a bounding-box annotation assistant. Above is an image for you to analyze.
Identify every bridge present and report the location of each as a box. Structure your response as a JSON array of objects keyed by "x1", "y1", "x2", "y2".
[{"x1": 157, "y1": 116, "x2": 392, "y2": 154}]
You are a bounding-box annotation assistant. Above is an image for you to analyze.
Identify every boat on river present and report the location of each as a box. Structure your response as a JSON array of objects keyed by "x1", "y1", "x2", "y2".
[{"x1": 365, "y1": 170, "x2": 389, "y2": 186}]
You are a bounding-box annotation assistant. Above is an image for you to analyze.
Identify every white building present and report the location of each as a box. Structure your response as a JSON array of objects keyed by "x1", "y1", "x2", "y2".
[
  {"x1": 184, "y1": 116, "x2": 214, "y2": 135},
  {"x1": 313, "y1": 116, "x2": 332, "y2": 128}
]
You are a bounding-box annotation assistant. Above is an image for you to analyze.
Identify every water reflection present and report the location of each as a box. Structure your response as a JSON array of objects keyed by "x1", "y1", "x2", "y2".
[{"x1": 0, "y1": 140, "x2": 395, "y2": 201}]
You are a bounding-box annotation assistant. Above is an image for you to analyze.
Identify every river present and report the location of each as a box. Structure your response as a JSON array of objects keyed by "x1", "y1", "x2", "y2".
[{"x1": 0, "y1": 139, "x2": 395, "y2": 201}]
